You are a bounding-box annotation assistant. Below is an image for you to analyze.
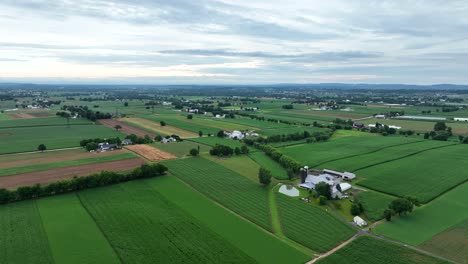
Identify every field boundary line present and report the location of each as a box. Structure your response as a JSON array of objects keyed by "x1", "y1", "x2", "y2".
[
  {"x1": 76, "y1": 192, "x2": 124, "y2": 264},
  {"x1": 311, "y1": 139, "x2": 426, "y2": 168}
]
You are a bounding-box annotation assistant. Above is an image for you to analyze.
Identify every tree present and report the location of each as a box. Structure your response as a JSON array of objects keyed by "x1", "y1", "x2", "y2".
[
  {"x1": 389, "y1": 198, "x2": 414, "y2": 215},
  {"x1": 287, "y1": 169, "x2": 295, "y2": 180},
  {"x1": 189, "y1": 148, "x2": 199, "y2": 156},
  {"x1": 315, "y1": 182, "x2": 332, "y2": 200},
  {"x1": 434, "y1": 121, "x2": 447, "y2": 131},
  {"x1": 350, "y1": 203, "x2": 362, "y2": 216},
  {"x1": 187, "y1": 114, "x2": 193, "y2": 119},
  {"x1": 424, "y1": 132, "x2": 430, "y2": 139},
  {"x1": 114, "y1": 124, "x2": 122, "y2": 131},
  {"x1": 240, "y1": 145, "x2": 250, "y2": 154},
  {"x1": 85, "y1": 142, "x2": 98, "y2": 152},
  {"x1": 217, "y1": 130, "x2": 225, "y2": 138},
  {"x1": 124, "y1": 102, "x2": 128, "y2": 107},
  {"x1": 234, "y1": 147, "x2": 241, "y2": 155},
  {"x1": 258, "y1": 167, "x2": 272, "y2": 185},
  {"x1": 318, "y1": 195, "x2": 327, "y2": 205},
  {"x1": 160, "y1": 121, "x2": 166, "y2": 126},
  {"x1": 198, "y1": 130, "x2": 203, "y2": 137},
  {"x1": 384, "y1": 209, "x2": 393, "y2": 221},
  {"x1": 459, "y1": 135, "x2": 464, "y2": 142},
  {"x1": 37, "y1": 144, "x2": 46, "y2": 152},
  {"x1": 154, "y1": 135, "x2": 163, "y2": 141}
]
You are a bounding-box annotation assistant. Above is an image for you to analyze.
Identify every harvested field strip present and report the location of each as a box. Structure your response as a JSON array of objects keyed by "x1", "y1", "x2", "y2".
[
  {"x1": 164, "y1": 158, "x2": 273, "y2": 231},
  {"x1": 124, "y1": 117, "x2": 198, "y2": 138},
  {"x1": 125, "y1": 144, "x2": 176, "y2": 161},
  {"x1": 0, "y1": 152, "x2": 137, "y2": 177},
  {"x1": 276, "y1": 193, "x2": 356, "y2": 252},
  {"x1": 0, "y1": 158, "x2": 145, "y2": 189},
  {"x1": 316, "y1": 236, "x2": 450, "y2": 264},
  {"x1": 78, "y1": 181, "x2": 256, "y2": 264},
  {"x1": 375, "y1": 182, "x2": 468, "y2": 246},
  {"x1": 98, "y1": 119, "x2": 155, "y2": 138},
  {"x1": 38, "y1": 194, "x2": 120, "y2": 264},
  {"x1": 147, "y1": 176, "x2": 310, "y2": 264},
  {"x1": 0, "y1": 200, "x2": 54, "y2": 264}
]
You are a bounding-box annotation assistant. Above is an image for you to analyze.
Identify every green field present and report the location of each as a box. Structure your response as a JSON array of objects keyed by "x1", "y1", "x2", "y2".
[
  {"x1": 375, "y1": 182, "x2": 468, "y2": 245},
  {"x1": 188, "y1": 136, "x2": 244, "y2": 148},
  {"x1": 79, "y1": 181, "x2": 256, "y2": 264},
  {"x1": 204, "y1": 155, "x2": 260, "y2": 182},
  {"x1": 280, "y1": 135, "x2": 418, "y2": 167},
  {"x1": 419, "y1": 219, "x2": 468, "y2": 264},
  {"x1": 140, "y1": 115, "x2": 220, "y2": 134},
  {"x1": 0, "y1": 124, "x2": 125, "y2": 154},
  {"x1": 38, "y1": 194, "x2": 120, "y2": 264},
  {"x1": 0, "y1": 201, "x2": 54, "y2": 264},
  {"x1": 356, "y1": 191, "x2": 396, "y2": 221},
  {"x1": 357, "y1": 144, "x2": 468, "y2": 202},
  {"x1": 276, "y1": 193, "x2": 356, "y2": 252},
  {"x1": 151, "y1": 141, "x2": 211, "y2": 157},
  {"x1": 249, "y1": 152, "x2": 289, "y2": 179},
  {"x1": 0, "y1": 152, "x2": 136, "y2": 177},
  {"x1": 260, "y1": 126, "x2": 328, "y2": 136},
  {"x1": 0, "y1": 116, "x2": 92, "y2": 128},
  {"x1": 148, "y1": 176, "x2": 310, "y2": 264},
  {"x1": 316, "y1": 236, "x2": 450, "y2": 264},
  {"x1": 164, "y1": 157, "x2": 272, "y2": 231},
  {"x1": 221, "y1": 116, "x2": 293, "y2": 129},
  {"x1": 363, "y1": 117, "x2": 468, "y2": 135}
]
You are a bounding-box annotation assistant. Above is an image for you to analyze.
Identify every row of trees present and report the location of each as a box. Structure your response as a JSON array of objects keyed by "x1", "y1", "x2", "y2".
[
  {"x1": 253, "y1": 143, "x2": 302, "y2": 173},
  {"x1": 0, "y1": 163, "x2": 168, "y2": 204},
  {"x1": 57, "y1": 105, "x2": 112, "y2": 121},
  {"x1": 209, "y1": 144, "x2": 249, "y2": 157},
  {"x1": 384, "y1": 197, "x2": 419, "y2": 221}
]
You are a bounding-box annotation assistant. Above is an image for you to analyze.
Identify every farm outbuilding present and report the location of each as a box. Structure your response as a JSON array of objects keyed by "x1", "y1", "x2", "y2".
[{"x1": 354, "y1": 216, "x2": 367, "y2": 227}]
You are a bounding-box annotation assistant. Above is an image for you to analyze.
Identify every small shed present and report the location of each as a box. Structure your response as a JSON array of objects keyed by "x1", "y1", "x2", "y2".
[{"x1": 354, "y1": 216, "x2": 367, "y2": 227}]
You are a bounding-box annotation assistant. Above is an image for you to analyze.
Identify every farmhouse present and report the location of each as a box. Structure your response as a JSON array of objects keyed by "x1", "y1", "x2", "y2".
[
  {"x1": 161, "y1": 137, "x2": 177, "y2": 144},
  {"x1": 122, "y1": 139, "x2": 133, "y2": 145},
  {"x1": 98, "y1": 143, "x2": 119, "y2": 151},
  {"x1": 353, "y1": 216, "x2": 367, "y2": 227},
  {"x1": 353, "y1": 122, "x2": 364, "y2": 129},
  {"x1": 226, "y1": 130, "x2": 245, "y2": 140}
]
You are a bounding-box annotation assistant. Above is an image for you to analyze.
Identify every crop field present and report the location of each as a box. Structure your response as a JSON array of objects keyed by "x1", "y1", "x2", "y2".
[
  {"x1": 319, "y1": 140, "x2": 449, "y2": 172},
  {"x1": 290, "y1": 109, "x2": 368, "y2": 120},
  {"x1": 37, "y1": 194, "x2": 120, "y2": 264},
  {"x1": 220, "y1": 116, "x2": 293, "y2": 129},
  {"x1": 125, "y1": 144, "x2": 176, "y2": 161},
  {"x1": 123, "y1": 117, "x2": 198, "y2": 138},
  {"x1": 79, "y1": 181, "x2": 256, "y2": 264},
  {"x1": 164, "y1": 157, "x2": 273, "y2": 231},
  {"x1": 316, "y1": 236, "x2": 450, "y2": 264},
  {"x1": 185, "y1": 116, "x2": 256, "y2": 131},
  {"x1": 0, "y1": 152, "x2": 137, "y2": 177},
  {"x1": 0, "y1": 116, "x2": 92, "y2": 128},
  {"x1": 275, "y1": 193, "x2": 356, "y2": 252},
  {"x1": 357, "y1": 144, "x2": 468, "y2": 203},
  {"x1": 249, "y1": 152, "x2": 288, "y2": 179},
  {"x1": 0, "y1": 201, "x2": 54, "y2": 264},
  {"x1": 260, "y1": 126, "x2": 329, "y2": 136},
  {"x1": 375, "y1": 182, "x2": 468, "y2": 245},
  {"x1": 151, "y1": 141, "x2": 211, "y2": 157},
  {"x1": 279, "y1": 135, "x2": 418, "y2": 167},
  {"x1": 138, "y1": 115, "x2": 220, "y2": 134},
  {"x1": 356, "y1": 191, "x2": 396, "y2": 221},
  {"x1": 188, "y1": 136, "x2": 244, "y2": 148},
  {"x1": 98, "y1": 119, "x2": 155, "y2": 138},
  {"x1": 204, "y1": 155, "x2": 260, "y2": 182},
  {"x1": 362, "y1": 118, "x2": 468, "y2": 134},
  {"x1": 419, "y1": 219, "x2": 468, "y2": 264},
  {"x1": 0, "y1": 124, "x2": 125, "y2": 154},
  {"x1": 147, "y1": 176, "x2": 310, "y2": 264}
]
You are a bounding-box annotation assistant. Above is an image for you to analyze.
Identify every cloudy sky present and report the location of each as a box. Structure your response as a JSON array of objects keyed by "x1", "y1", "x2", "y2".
[{"x1": 1, "y1": 0, "x2": 467, "y2": 84}]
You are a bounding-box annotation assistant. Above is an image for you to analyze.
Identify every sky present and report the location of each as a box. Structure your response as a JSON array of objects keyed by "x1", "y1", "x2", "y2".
[{"x1": 0, "y1": 0, "x2": 467, "y2": 85}]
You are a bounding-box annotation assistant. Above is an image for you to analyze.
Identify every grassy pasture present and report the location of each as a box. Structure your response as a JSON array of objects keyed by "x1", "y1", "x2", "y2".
[
  {"x1": 151, "y1": 141, "x2": 210, "y2": 157},
  {"x1": 204, "y1": 155, "x2": 260, "y2": 182},
  {"x1": 79, "y1": 181, "x2": 256, "y2": 264},
  {"x1": 188, "y1": 136, "x2": 244, "y2": 148},
  {"x1": 148, "y1": 176, "x2": 310, "y2": 264},
  {"x1": 0, "y1": 152, "x2": 136, "y2": 177},
  {"x1": 319, "y1": 140, "x2": 448, "y2": 172},
  {"x1": 316, "y1": 236, "x2": 450, "y2": 264},
  {"x1": 356, "y1": 191, "x2": 396, "y2": 221},
  {"x1": 123, "y1": 117, "x2": 198, "y2": 138},
  {"x1": 140, "y1": 115, "x2": 220, "y2": 134},
  {"x1": 0, "y1": 124, "x2": 125, "y2": 154},
  {"x1": 375, "y1": 182, "x2": 468, "y2": 245},
  {"x1": 0, "y1": 116, "x2": 92, "y2": 128},
  {"x1": 276, "y1": 193, "x2": 356, "y2": 252},
  {"x1": 260, "y1": 126, "x2": 329, "y2": 136},
  {"x1": 38, "y1": 194, "x2": 119, "y2": 264},
  {"x1": 279, "y1": 135, "x2": 418, "y2": 167},
  {"x1": 419, "y1": 219, "x2": 468, "y2": 264},
  {"x1": 164, "y1": 157, "x2": 273, "y2": 231},
  {"x1": 0, "y1": 201, "x2": 54, "y2": 264},
  {"x1": 249, "y1": 152, "x2": 289, "y2": 179},
  {"x1": 357, "y1": 144, "x2": 468, "y2": 203}
]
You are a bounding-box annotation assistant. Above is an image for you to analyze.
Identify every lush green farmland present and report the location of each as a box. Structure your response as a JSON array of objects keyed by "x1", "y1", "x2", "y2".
[
  {"x1": 123, "y1": 117, "x2": 198, "y2": 138},
  {"x1": 79, "y1": 181, "x2": 256, "y2": 264},
  {"x1": 356, "y1": 191, "x2": 396, "y2": 221},
  {"x1": 316, "y1": 236, "x2": 450, "y2": 264},
  {"x1": 419, "y1": 219, "x2": 468, "y2": 264},
  {"x1": 0, "y1": 201, "x2": 54, "y2": 264},
  {"x1": 0, "y1": 124, "x2": 125, "y2": 154},
  {"x1": 249, "y1": 152, "x2": 289, "y2": 179},
  {"x1": 260, "y1": 126, "x2": 328, "y2": 136},
  {"x1": 38, "y1": 194, "x2": 119, "y2": 264},
  {"x1": 0, "y1": 152, "x2": 136, "y2": 177},
  {"x1": 275, "y1": 193, "x2": 356, "y2": 252},
  {"x1": 280, "y1": 135, "x2": 418, "y2": 167},
  {"x1": 319, "y1": 140, "x2": 448, "y2": 172},
  {"x1": 139, "y1": 115, "x2": 220, "y2": 134},
  {"x1": 362, "y1": 117, "x2": 468, "y2": 135},
  {"x1": 204, "y1": 155, "x2": 260, "y2": 182},
  {"x1": 221, "y1": 116, "x2": 293, "y2": 129},
  {"x1": 375, "y1": 182, "x2": 468, "y2": 245},
  {"x1": 0, "y1": 116, "x2": 92, "y2": 128},
  {"x1": 185, "y1": 116, "x2": 256, "y2": 131},
  {"x1": 188, "y1": 136, "x2": 244, "y2": 148},
  {"x1": 151, "y1": 141, "x2": 211, "y2": 157},
  {"x1": 148, "y1": 176, "x2": 310, "y2": 264},
  {"x1": 164, "y1": 157, "x2": 272, "y2": 231},
  {"x1": 357, "y1": 144, "x2": 468, "y2": 202}
]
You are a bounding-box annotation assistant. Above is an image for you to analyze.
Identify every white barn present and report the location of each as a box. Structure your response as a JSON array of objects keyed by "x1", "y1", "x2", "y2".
[{"x1": 354, "y1": 216, "x2": 367, "y2": 227}]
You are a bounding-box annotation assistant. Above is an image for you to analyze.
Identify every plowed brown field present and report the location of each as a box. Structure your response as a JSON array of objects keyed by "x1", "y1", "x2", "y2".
[
  {"x1": 125, "y1": 144, "x2": 176, "y2": 161},
  {"x1": 98, "y1": 119, "x2": 155, "y2": 138}
]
